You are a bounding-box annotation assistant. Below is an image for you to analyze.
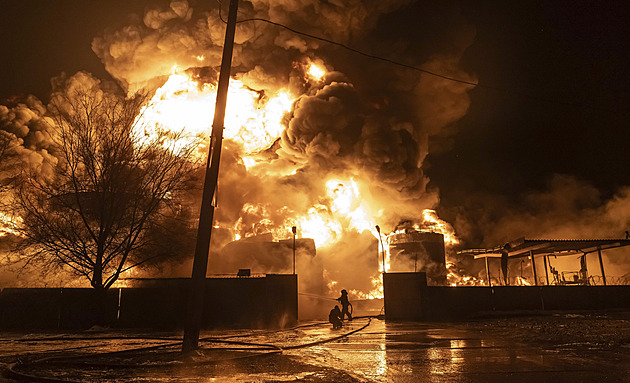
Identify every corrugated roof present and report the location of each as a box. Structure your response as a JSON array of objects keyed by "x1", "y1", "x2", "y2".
[{"x1": 457, "y1": 238, "x2": 630, "y2": 259}]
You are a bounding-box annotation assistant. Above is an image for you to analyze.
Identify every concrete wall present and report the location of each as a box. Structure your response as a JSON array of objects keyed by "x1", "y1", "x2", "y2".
[
  {"x1": 383, "y1": 272, "x2": 630, "y2": 321},
  {"x1": 383, "y1": 272, "x2": 426, "y2": 320},
  {"x1": 0, "y1": 274, "x2": 297, "y2": 330}
]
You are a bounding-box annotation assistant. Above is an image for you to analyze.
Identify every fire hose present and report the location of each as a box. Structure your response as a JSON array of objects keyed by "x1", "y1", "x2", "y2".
[
  {"x1": 3, "y1": 316, "x2": 378, "y2": 383},
  {"x1": 297, "y1": 292, "x2": 355, "y2": 316}
]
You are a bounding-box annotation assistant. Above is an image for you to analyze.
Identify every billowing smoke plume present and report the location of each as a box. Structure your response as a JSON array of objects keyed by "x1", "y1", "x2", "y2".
[
  {"x1": 92, "y1": 0, "x2": 416, "y2": 89},
  {"x1": 88, "y1": 0, "x2": 477, "y2": 304},
  {"x1": 0, "y1": 96, "x2": 57, "y2": 184},
  {"x1": 0, "y1": 96, "x2": 58, "y2": 286},
  {"x1": 0, "y1": 0, "x2": 479, "y2": 304},
  {"x1": 450, "y1": 174, "x2": 630, "y2": 280}
]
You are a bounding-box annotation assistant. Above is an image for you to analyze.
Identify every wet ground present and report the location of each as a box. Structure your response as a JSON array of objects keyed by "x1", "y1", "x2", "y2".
[{"x1": 1, "y1": 310, "x2": 629, "y2": 382}]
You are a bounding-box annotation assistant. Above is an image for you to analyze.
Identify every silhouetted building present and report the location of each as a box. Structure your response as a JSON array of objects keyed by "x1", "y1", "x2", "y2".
[{"x1": 388, "y1": 231, "x2": 447, "y2": 285}]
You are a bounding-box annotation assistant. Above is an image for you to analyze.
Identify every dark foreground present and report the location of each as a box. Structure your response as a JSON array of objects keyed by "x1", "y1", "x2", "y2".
[{"x1": 1, "y1": 310, "x2": 629, "y2": 382}]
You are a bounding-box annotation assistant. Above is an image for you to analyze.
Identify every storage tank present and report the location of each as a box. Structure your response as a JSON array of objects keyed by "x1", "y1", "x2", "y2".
[{"x1": 388, "y1": 230, "x2": 447, "y2": 285}]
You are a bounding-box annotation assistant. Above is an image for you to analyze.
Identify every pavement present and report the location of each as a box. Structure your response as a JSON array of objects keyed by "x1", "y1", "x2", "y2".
[
  {"x1": 1, "y1": 314, "x2": 629, "y2": 382},
  {"x1": 286, "y1": 319, "x2": 630, "y2": 382}
]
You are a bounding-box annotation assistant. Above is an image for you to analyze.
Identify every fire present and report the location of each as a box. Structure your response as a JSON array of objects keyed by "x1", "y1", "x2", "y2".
[
  {"x1": 325, "y1": 178, "x2": 375, "y2": 234},
  {"x1": 307, "y1": 62, "x2": 326, "y2": 82},
  {"x1": 128, "y1": 61, "x2": 463, "y2": 299},
  {"x1": 351, "y1": 274, "x2": 384, "y2": 299},
  {"x1": 232, "y1": 178, "x2": 380, "y2": 249},
  {"x1": 0, "y1": 212, "x2": 21, "y2": 237},
  {"x1": 421, "y1": 209, "x2": 460, "y2": 246},
  {"x1": 447, "y1": 262, "x2": 483, "y2": 286},
  {"x1": 515, "y1": 276, "x2": 531, "y2": 286},
  {"x1": 327, "y1": 179, "x2": 356, "y2": 215},
  {"x1": 135, "y1": 71, "x2": 293, "y2": 157},
  {"x1": 390, "y1": 209, "x2": 459, "y2": 247},
  {"x1": 299, "y1": 178, "x2": 381, "y2": 247},
  {"x1": 299, "y1": 204, "x2": 343, "y2": 248}
]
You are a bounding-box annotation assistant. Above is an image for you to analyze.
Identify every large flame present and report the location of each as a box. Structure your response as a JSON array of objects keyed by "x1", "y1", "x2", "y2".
[
  {"x1": 0, "y1": 60, "x2": 469, "y2": 297},
  {"x1": 421, "y1": 210, "x2": 460, "y2": 246},
  {"x1": 129, "y1": 62, "x2": 465, "y2": 298},
  {"x1": 306, "y1": 61, "x2": 326, "y2": 82},
  {"x1": 135, "y1": 70, "x2": 293, "y2": 157}
]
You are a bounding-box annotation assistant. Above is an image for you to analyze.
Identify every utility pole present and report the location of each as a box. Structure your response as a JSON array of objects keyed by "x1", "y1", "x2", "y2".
[{"x1": 182, "y1": 0, "x2": 239, "y2": 353}]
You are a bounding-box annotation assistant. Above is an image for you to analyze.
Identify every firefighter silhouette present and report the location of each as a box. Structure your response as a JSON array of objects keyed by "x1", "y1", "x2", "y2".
[
  {"x1": 337, "y1": 289, "x2": 353, "y2": 321},
  {"x1": 328, "y1": 305, "x2": 342, "y2": 329}
]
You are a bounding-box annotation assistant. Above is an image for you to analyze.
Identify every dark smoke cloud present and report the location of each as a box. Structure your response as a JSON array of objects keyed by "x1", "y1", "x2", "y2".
[
  {"x1": 450, "y1": 174, "x2": 630, "y2": 278},
  {"x1": 453, "y1": 174, "x2": 623, "y2": 245},
  {"x1": 0, "y1": 96, "x2": 57, "y2": 183},
  {"x1": 88, "y1": 0, "x2": 476, "y2": 302}
]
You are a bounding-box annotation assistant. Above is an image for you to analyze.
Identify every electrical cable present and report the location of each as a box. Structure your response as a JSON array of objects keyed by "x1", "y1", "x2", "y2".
[
  {"x1": 214, "y1": 1, "x2": 626, "y2": 114},
  {"x1": 215, "y1": 2, "x2": 476, "y2": 87}
]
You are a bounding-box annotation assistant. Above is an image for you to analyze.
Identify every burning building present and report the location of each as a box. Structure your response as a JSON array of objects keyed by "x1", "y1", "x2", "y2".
[
  {"x1": 384, "y1": 236, "x2": 630, "y2": 321},
  {"x1": 217, "y1": 235, "x2": 317, "y2": 275},
  {"x1": 458, "y1": 237, "x2": 630, "y2": 287},
  {"x1": 388, "y1": 230, "x2": 447, "y2": 285},
  {"x1": 0, "y1": 0, "x2": 477, "y2": 307}
]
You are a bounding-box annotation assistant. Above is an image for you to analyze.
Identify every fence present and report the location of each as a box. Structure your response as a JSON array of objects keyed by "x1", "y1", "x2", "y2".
[{"x1": 0, "y1": 274, "x2": 297, "y2": 330}]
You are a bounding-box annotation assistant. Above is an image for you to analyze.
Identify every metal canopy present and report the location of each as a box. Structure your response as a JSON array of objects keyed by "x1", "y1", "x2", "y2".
[{"x1": 458, "y1": 238, "x2": 630, "y2": 259}]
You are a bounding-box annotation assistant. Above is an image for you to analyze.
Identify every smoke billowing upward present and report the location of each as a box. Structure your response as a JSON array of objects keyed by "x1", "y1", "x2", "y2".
[
  {"x1": 446, "y1": 174, "x2": 630, "y2": 280},
  {"x1": 0, "y1": 96, "x2": 57, "y2": 183},
  {"x1": 0, "y1": 0, "x2": 477, "y2": 300},
  {"x1": 87, "y1": 0, "x2": 477, "y2": 298}
]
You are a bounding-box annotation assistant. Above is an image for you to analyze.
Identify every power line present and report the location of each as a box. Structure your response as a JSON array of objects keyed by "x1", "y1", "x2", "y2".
[
  {"x1": 215, "y1": 5, "x2": 477, "y2": 87},
  {"x1": 215, "y1": 3, "x2": 626, "y2": 115},
  {"x1": 244, "y1": 20, "x2": 478, "y2": 87}
]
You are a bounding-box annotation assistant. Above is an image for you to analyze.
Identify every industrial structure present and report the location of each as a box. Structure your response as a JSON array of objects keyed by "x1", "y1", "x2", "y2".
[
  {"x1": 388, "y1": 230, "x2": 447, "y2": 285},
  {"x1": 384, "y1": 237, "x2": 630, "y2": 321},
  {"x1": 458, "y1": 237, "x2": 630, "y2": 286},
  {"x1": 217, "y1": 235, "x2": 316, "y2": 276}
]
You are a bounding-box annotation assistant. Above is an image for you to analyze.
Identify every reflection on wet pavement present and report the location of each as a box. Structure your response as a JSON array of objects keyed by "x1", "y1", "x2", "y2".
[
  {"x1": 285, "y1": 319, "x2": 630, "y2": 382},
  {"x1": 1, "y1": 317, "x2": 629, "y2": 382}
]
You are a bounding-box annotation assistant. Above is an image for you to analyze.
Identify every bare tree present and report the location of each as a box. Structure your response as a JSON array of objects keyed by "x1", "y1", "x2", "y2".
[{"x1": 14, "y1": 73, "x2": 200, "y2": 291}]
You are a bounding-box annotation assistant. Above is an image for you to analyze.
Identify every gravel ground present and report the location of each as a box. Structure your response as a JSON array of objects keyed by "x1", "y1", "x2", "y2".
[{"x1": 457, "y1": 309, "x2": 630, "y2": 352}]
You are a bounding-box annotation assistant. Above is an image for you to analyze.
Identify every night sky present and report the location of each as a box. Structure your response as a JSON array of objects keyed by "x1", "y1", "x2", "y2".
[
  {"x1": 2, "y1": 0, "x2": 630, "y2": 246},
  {"x1": 432, "y1": 1, "x2": 630, "y2": 203}
]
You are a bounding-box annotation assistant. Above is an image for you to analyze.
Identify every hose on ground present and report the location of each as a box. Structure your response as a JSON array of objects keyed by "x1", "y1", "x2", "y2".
[{"x1": 5, "y1": 316, "x2": 379, "y2": 383}]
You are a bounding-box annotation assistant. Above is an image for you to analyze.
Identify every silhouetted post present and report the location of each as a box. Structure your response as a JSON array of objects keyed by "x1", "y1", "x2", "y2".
[
  {"x1": 501, "y1": 244, "x2": 510, "y2": 285},
  {"x1": 530, "y1": 250, "x2": 538, "y2": 286},
  {"x1": 485, "y1": 256, "x2": 491, "y2": 287},
  {"x1": 182, "y1": 0, "x2": 239, "y2": 353},
  {"x1": 543, "y1": 255, "x2": 550, "y2": 285},
  {"x1": 292, "y1": 226, "x2": 297, "y2": 274},
  {"x1": 597, "y1": 248, "x2": 607, "y2": 285},
  {"x1": 376, "y1": 225, "x2": 385, "y2": 273}
]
